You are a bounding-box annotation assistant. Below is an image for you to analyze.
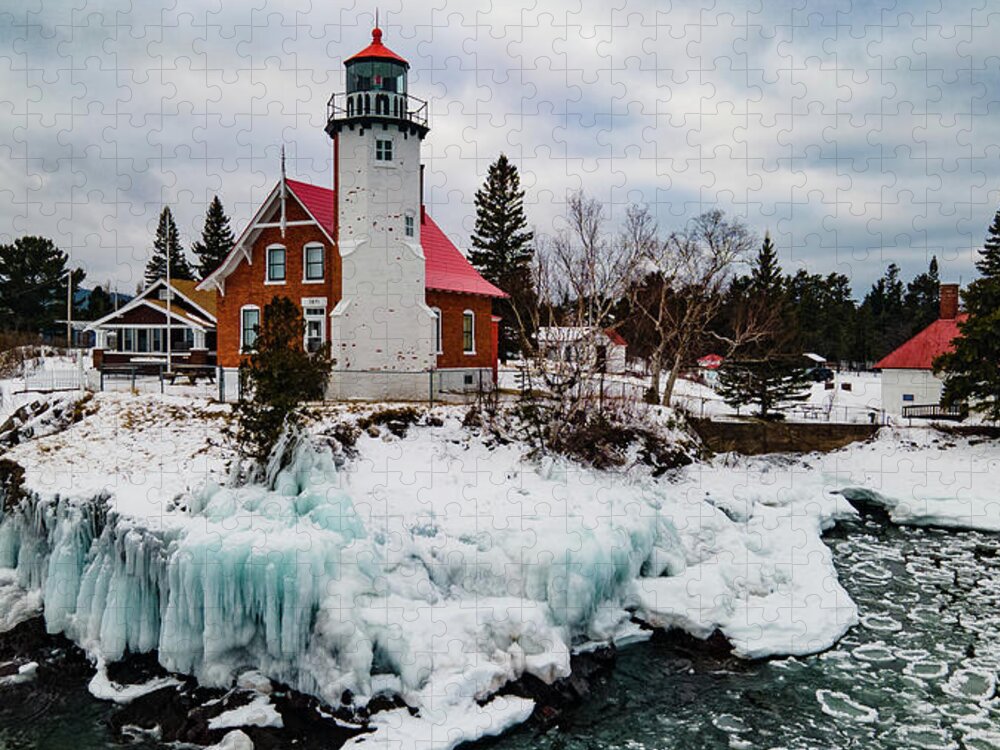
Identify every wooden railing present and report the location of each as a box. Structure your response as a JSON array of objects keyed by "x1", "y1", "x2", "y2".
[{"x1": 902, "y1": 403, "x2": 968, "y2": 421}]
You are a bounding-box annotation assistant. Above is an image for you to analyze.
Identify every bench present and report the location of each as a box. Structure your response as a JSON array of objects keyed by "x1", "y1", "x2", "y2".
[{"x1": 163, "y1": 366, "x2": 216, "y2": 385}]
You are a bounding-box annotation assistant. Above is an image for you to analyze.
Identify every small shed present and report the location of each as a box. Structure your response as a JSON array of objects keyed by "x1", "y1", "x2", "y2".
[{"x1": 536, "y1": 326, "x2": 628, "y2": 374}]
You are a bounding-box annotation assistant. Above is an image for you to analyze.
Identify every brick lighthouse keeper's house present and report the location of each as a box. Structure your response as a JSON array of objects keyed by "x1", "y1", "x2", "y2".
[{"x1": 198, "y1": 26, "x2": 506, "y2": 401}]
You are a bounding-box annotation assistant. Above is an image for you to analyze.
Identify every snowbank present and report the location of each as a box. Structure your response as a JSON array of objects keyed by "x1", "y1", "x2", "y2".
[
  {"x1": 819, "y1": 427, "x2": 1000, "y2": 531},
  {"x1": 0, "y1": 394, "x2": 861, "y2": 749}
]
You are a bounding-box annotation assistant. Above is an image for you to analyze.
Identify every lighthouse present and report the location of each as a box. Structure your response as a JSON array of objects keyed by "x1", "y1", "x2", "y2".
[{"x1": 324, "y1": 25, "x2": 437, "y2": 398}]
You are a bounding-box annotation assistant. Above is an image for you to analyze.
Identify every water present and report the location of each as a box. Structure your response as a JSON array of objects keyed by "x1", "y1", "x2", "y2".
[
  {"x1": 2, "y1": 515, "x2": 999, "y2": 749},
  {"x1": 488, "y1": 516, "x2": 1000, "y2": 750}
]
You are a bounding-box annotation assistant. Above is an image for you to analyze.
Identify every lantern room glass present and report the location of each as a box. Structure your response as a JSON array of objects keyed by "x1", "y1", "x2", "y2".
[{"x1": 346, "y1": 61, "x2": 407, "y2": 95}]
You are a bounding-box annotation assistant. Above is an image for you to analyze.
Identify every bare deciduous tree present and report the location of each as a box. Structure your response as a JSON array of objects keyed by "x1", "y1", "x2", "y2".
[
  {"x1": 514, "y1": 191, "x2": 643, "y2": 450},
  {"x1": 627, "y1": 209, "x2": 765, "y2": 405}
]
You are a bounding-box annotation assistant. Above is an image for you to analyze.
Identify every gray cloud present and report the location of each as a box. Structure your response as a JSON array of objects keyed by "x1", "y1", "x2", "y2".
[{"x1": 1, "y1": 0, "x2": 997, "y2": 297}]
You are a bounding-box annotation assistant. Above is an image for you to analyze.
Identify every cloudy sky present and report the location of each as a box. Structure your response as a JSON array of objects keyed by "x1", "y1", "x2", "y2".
[{"x1": 2, "y1": 0, "x2": 998, "y2": 296}]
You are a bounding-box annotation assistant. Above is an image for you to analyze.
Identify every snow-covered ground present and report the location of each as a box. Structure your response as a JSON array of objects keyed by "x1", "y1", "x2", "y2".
[
  {"x1": 0, "y1": 380, "x2": 997, "y2": 748},
  {"x1": 499, "y1": 365, "x2": 885, "y2": 424}
]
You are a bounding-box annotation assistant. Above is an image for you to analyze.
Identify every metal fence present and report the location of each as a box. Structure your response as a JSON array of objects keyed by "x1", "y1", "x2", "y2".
[{"x1": 217, "y1": 366, "x2": 497, "y2": 405}]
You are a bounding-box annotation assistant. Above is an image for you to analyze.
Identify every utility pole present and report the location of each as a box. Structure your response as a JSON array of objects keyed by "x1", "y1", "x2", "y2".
[
  {"x1": 166, "y1": 211, "x2": 173, "y2": 373},
  {"x1": 66, "y1": 260, "x2": 73, "y2": 350}
]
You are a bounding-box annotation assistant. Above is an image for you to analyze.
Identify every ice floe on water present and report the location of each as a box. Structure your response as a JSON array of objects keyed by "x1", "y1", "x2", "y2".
[{"x1": 815, "y1": 689, "x2": 879, "y2": 723}]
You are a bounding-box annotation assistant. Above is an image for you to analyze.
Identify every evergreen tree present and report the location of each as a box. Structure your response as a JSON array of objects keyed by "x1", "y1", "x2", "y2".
[
  {"x1": 86, "y1": 284, "x2": 115, "y2": 320},
  {"x1": 857, "y1": 263, "x2": 907, "y2": 360},
  {"x1": 903, "y1": 256, "x2": 940, "y2": 335},
  {"x1": 145, "y1": 207, "x2": 195, "y2": 286},
  {"x1": 979, "y1": 206, "x2": 1000, "y2": 277},
  {"x1": 749, "y1": 231, "x2": 782, "y2": 298},
  {"x1": 716, "y1": 234, "x2": 810, "y2": 418},
  {"x1": 716, "y1": 356, "x2": 812, "y2": 419},
  {"x1": 0, "y1": 236, "x2": 85, "y2": 332},
  {"x1": 469, "y1": 154, "x2": 536, "y2": 360},
  {"x1": 192, "y1": 196, "x2": 235, "y2": 279},
  {"x1": 935, "y1": 215, "x2": 1000, "y2": 420},
  {"x1": 235, "y1": 296, "x2": 333, "y2": 474}
]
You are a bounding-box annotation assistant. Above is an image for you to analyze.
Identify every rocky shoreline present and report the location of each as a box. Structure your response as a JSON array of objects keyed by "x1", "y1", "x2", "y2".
[{"x1": 0, "y1": 612, "x2": 747, "y2": 749}]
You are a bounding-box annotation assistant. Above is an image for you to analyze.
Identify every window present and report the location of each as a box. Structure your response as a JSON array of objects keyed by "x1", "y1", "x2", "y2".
[
  {"x1": 902, "y1": 394, "x2": 915, "y2": 402},
  {"x1": 122, "y1": 329, "x2": 134, "y2": 352},
  {"x1": 241, "y1": 307, "x2": 260, "y2": 351},
  {"x1": 266, "y1": 245, "x2": 286, "y2": 282},
  {"x1": 405, "y1": 213, "x2": 415, "y2": 238},
  {"x1": 462, "y1": 310, "x2": 475, "y2": 354},
  {"x1": 304, "y1": 244, "x2": 324, "y2": 281},
  {"x1": 304, "y1": 306, "x2": 326, "y2": 352},
  {"x1": 431, "y1": 307, "x2": 442, "y2": 354},
  {"x1": 375, "y1": 139, "x2": 393, "y2": 161}
]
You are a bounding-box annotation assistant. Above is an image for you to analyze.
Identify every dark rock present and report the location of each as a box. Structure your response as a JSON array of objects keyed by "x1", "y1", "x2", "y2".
[
  {"x1": 105, "y1": 650, "x2": 171, "y2": 685},
  {"x1": 498, "y1": 644, "x2": 617, "y2": 726}
]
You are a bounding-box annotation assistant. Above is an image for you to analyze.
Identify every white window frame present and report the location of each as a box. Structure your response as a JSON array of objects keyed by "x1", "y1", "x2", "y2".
[
  {"x1": 265, "y1": 244, "x2": 286, "y2": 284},
  {"x1": 462, "y1": 310, "x2": 476, "y2": 355},
  {"x1": 303, "y1": 305, "x2": 326, "y2": 352},
  {"x1": 431, "y1": 307, "x2": 442, "y2": 354},
  {"x1": 404, "y1": 213, "x2": 415, "y2": 238},
  {"x1": 375, "y1": 138, "x2": 393, "y2": 162},
  {"x1": 303, "y1": 242, "x2": 325, "y2": 283},
  {"x1": 241, "y1": 305, "x2": 261, "y2": 352}
]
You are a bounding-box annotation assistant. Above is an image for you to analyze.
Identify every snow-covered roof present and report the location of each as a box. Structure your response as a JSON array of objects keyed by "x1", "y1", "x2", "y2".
[{"x1": 537, "y1": 326, "x2": 627, "y2": 347}]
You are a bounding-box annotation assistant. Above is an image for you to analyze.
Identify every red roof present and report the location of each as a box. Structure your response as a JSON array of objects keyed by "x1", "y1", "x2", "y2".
[
  {"x1": 286, "y1": 179, "x2": 335, "y2": 236},
  {"x1": 874, "y1": 315, "x2": 967, "y2": 370},
  {"x1": 345, "y1": 28, "x2": 408, "y2": 66},
  {"x1": 603, "y1": 328, "x2": 627, "y2": 346},
  {"x1": 286, "y1": 179, "x2": 505, "y2": 299},
  {"x1": 698, "y1": 353, "x2": 724, "y2": 369}
]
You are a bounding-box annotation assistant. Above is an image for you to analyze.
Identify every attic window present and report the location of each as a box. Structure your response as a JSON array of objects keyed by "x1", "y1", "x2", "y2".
[{"x1": 267, "y1": 245, "x2": 286, "y2": 282}]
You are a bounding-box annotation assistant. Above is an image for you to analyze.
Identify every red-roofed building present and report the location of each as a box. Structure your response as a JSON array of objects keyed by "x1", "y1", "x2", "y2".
[
  {"x1": 199, "y1": 27, "x2": 506, "y2": 400},
  {"x1": 536, "y1": 326, "x2": 628, "y2": 374},
  {"x1": 874, "y1": 284, "x2": 965, "y2": 414}
]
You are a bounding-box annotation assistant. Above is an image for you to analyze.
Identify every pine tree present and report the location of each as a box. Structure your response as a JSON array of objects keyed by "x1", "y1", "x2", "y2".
[
  {"x1": 716, "y1": 356, "x2": 812, "y2": 419},
  {"x1": 192, "y1": 196, "x2": 235, "y2": 279},
  {"x1": 750, "y1": 231, "x2": 782, "y2": 298},
  {"x1": 469, "y1": 154, "x2": 536, "y2": 359},
  {"x1": 717, "y1": 234, "x2": 809, "y2": 418},
  {"x1": 979, "y1": 206, "x2": 1000, "y2": 277},
  {"x1": 86, "y1": 284, "x2": 114, "y2": 320},
  {"x1": 903, "y1": 256, "x2": 940, "y2": 335},
  {"x1": 235, "y1": 296, "x2": 333, "y2": 474},
  {"x1": 145, "y1": 207, "x2": 195, "y2": 286},
  {"x1": 0, "y1": 236, "x2": 85, "y2": 332},
  {"x1": 935, "y1": 215, "x2": 1000, "y2": 420}
]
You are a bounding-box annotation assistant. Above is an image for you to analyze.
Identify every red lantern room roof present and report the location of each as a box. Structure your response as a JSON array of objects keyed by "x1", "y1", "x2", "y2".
[{"x1": 345, "y1": 27, "x2": 409, "y2": 67}]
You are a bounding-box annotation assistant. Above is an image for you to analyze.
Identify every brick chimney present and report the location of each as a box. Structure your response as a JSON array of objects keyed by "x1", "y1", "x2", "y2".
[{"x1": 939, "y1": 283, "x2": 959, "y2": 320}]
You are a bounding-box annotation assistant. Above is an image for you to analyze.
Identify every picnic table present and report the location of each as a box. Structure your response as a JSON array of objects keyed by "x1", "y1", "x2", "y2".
[{"x1": 162, "y1": 364, "x2": 216, "y2": 385}]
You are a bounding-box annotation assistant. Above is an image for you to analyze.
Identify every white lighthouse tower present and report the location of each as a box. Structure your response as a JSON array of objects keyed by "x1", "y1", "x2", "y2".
[{"x1": 325, "y1": 26, "x2": 436, "y2": 399}]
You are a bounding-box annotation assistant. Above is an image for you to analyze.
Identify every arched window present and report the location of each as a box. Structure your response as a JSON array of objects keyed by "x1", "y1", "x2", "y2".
[
  {"x1": 303, "y1": 243, "x2": 324, "y2": 281},
  {"x1": 431, "y1": 307, "x2": 442, "y2": 354},
  {"x1": 241, "y1": 305, "x2": 261, "y2": 352},
  {"x1": 266, "y1": 244, "x2": 286, "y2": 283},
  {"x1": 462, "y1": 310, "x2": 475, "y2": 354}
]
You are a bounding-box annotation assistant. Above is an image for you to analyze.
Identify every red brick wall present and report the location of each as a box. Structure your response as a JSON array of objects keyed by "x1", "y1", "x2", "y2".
[
  {"x1": 216, "y1": 201, "x2": 341, "y2": 367},
  {"x1": 427, "y1": 291, "x2": 494, "y2": 370}
]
